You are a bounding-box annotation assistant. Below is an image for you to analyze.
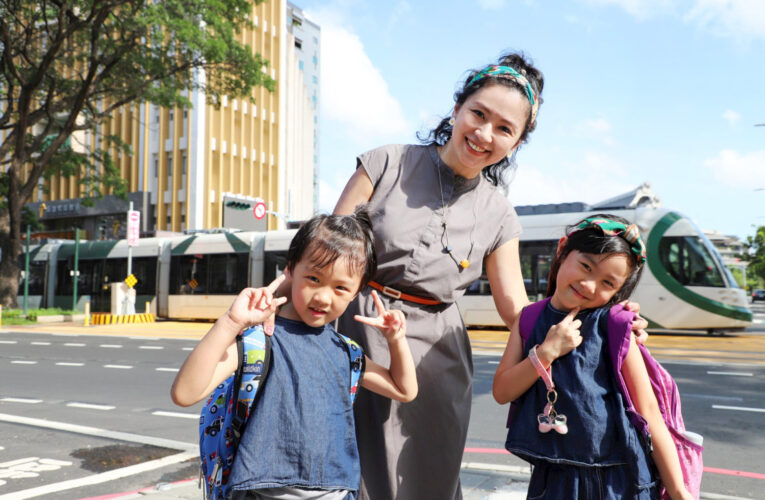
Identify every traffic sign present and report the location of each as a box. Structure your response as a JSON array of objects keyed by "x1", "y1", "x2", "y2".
[
  {"x1": 127, "y1": 210, "x2": 140, "y2": 247},
  {"x1": 253, "y1": 201, "x2": 267, "y2": 220},
  {"x1": 125, "y1": 274, "x2": 137, "y2": 288}
]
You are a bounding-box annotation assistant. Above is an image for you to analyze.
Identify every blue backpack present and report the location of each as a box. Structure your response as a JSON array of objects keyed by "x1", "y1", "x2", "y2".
[{"x1": 198, "y1": 324, "x2": 365, "y2": 500}]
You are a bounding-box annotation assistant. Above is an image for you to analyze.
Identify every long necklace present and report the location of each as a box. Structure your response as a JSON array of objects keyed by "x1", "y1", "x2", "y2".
[{"x1": 435, "y1": 160, "x2": 477, "y2": 271}]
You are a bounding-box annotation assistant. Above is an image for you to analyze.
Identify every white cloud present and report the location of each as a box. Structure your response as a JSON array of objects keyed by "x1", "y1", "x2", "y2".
[
  {"x1": 686, "y1": 0, "x2": 765, "y2": 42},
  {"x1": 575, "y1": 117, "x2": 615, "y2": 146},
  {"x1": 580, "y1": 0, "x2": 676, "y2": 20},
  {"x1": 722, "y1": 109, "x2": 741, "y2": 127},
  {"x1": 508, "y1": 153, "x2": 635, "y2": 206},
  {"x1": 316, "y1": 22, "x2": 410, "y2": 144},
  {"x1": 706, "y1": 149, "x2": 765, "y2": 188}
]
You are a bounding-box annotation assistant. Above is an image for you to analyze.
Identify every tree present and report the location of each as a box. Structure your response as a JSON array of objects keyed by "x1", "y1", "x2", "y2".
[
  {"x1": 0, "y1": 0, "x2": 275, "y2": 307},
  {"x1": 742, "y1": 226, "x2": 765, "y2": 288}
]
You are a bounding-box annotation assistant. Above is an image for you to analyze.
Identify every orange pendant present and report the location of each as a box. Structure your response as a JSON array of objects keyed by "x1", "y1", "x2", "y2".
[{"x1": 459, "y1": 259, "x2": 470, "y2": 269}]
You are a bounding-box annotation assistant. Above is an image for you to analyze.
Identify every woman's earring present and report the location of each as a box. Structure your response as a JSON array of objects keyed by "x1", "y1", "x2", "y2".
[{"x1": 448, "y1": 117, "x2": 455, "y2": 126}]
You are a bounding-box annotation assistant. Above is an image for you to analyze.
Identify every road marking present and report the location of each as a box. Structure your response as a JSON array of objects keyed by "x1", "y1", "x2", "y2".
[
  {"x1": 55, "y1": 362, "x2": 84, "y2": 367},
  {"x1": 11, "y1": 360, "x2": 37, "y2": 365},
  {"x1": 707, "y1": 371, "x2": 753, "y2": 377},
  {"x1": 155, "y1": 367, "x2": 179, "y2": 372},
  {"x1": 713, "y1": 404, "x2": 765, "y2": 413},
  {"x1": 488, "y1": 361, "x2": 499, "y2": 365},
  {"x1": 182, "y1": 347, "x2": 194, "y2": 351},
  {"x1": 30, "y1": 341, "x2": 50, "y2": 346},
  {"x1": 0, "y1": 340, "x2": 17, "y2": 344},
  {"x1": 139, "y1": 345, "x2": 164, "y2": 350},
  {"x1": 0, "y1": 398, "x2": 42, "y2": 404},
  {"x1": 0, "y1": 451, "x2": 196, "y2": 500},
  {"x1": 104, "y1": 364, "x2": 133, "y2": 369},
  {"x1": 66, "y1": 402, "x2": 115, "y2": 411},
  {"x1": 0, "y1": 412, "x2": 196, "y2": 451},
  {"x1": 152, "y1": 410, "x2": 198, "y2": 419},
  {"x1": 99, "y1": 344, "x2": 122, "y2": 348},
  {"x1": 63, "y1": 342, "x2": 86, "y2": 347}
]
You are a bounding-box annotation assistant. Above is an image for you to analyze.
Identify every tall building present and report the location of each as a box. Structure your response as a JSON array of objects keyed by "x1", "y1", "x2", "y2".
[
  {"x1": 286, "y1": 2, "x2": 320, "y2": 214},
  {"x1": 23, "y1": 0, "x2": 316, "y2": 239}
]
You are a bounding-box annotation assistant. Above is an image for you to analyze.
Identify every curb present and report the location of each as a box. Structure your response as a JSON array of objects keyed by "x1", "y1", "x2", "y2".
[{"x1": 90, "y1": 313, "x2": 156, "y2": 325}]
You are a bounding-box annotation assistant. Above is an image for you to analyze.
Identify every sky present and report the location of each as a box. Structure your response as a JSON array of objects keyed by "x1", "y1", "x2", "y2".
[{"x1": 296, "y1": 0, "x2": 765, "y2": 241}]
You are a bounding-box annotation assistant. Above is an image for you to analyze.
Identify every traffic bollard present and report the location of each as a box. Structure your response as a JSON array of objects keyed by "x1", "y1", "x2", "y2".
[
  {"x1": 84, "y1": 301, "x2": 90, "y2": 327},
  {"x1": 146, "y1": 301, "x2": 151, "y2": 314}
]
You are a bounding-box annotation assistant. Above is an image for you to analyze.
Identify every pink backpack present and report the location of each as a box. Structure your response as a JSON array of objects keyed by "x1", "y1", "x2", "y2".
[{"x1": 516, "y1": 299, "x2": 703, "y2": 499}]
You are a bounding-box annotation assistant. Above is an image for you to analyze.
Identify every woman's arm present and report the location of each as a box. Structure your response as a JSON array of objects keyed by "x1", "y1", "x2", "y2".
[
  {"x1": 622, "y1": 336, "x2": 692, "y2": 500},
  {"x1": 334, "y1": 168, "x2": 374, "y2": 215},
  {"x1": 485, "y1": 238, "x2": 530, "y2": 329}
]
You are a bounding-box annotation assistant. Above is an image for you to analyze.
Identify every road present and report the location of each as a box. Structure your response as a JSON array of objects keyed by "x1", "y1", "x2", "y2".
[{"x1": 1, "y1": 304, "x2": 764, "y2": 499}]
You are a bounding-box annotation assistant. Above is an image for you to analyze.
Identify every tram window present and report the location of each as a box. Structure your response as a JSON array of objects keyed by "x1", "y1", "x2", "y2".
[
  {"x1": 658, "y1": 236, "x2": 725, "y2": 287},
  {"x1": 208, "y1": 253, "x2": 248, "y2": 293},
  {"x1": 520, "y1": 241, "x2": 556, "y2": 297},
  {"x1": 264, "y1": 251, "x2": 288, "y2": 286},
  {"x1": 131, "y1": 257, "x2": 157, "y2": 295},
  {"x1": 103, "y1": 259, "x2": 127, "y2": 289},
  {"x1": 464, "y1": 266, "x2": 490, "y2": 296},
  {"x1": 170, "y1": 254, "x2": 208, "y2": 294},
  {"x1": 17, "y1": 261, "x2": 46, "y2": 295}
]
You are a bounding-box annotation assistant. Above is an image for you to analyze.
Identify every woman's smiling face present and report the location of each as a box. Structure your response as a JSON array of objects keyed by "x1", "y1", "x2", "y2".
[{"x1": 440, "y1": 83, "x2": 531, "y2": 179}]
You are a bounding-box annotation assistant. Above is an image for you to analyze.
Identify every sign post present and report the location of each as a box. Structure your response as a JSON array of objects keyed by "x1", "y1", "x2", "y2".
[{"x1": 125, "y1": 203, "x2": 140, "y2": 315}]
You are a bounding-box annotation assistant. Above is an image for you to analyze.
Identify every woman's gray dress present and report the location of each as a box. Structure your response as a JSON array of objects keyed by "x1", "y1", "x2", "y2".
[{"x1": 336, "y1": 144, "x2": 521, "y2": 500}]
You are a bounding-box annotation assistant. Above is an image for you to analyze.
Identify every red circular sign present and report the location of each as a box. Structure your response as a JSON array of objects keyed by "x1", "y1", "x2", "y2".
[{"x1": 253, "y1": 201, "x2": 267, "y2": 220}]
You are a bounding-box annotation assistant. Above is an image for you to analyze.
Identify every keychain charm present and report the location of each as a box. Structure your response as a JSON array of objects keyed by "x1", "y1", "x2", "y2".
[{"x1": 528, "y1": 345, "x2": 569, "y2": 435}]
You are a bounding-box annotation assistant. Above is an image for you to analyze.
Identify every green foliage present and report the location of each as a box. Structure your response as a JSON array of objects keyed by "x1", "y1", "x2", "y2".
[{"x1": 743, "y1": 226, "x2": 765, "y2": 287}]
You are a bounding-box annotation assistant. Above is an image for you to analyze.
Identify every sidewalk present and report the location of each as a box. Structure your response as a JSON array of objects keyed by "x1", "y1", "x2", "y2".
[{"x1": 80, "y1": 465, "x2": 531, "y2": 499}]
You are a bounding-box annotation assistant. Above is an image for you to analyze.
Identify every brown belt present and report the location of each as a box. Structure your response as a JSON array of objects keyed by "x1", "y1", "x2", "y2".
[{"x1": 368, "y1": 281, "x2": 442, "y2": 306}]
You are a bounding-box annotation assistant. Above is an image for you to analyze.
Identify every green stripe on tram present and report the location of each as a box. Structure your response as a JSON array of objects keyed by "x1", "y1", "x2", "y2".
[
  {"x1": 224, "y1": 232, "x2": 250, "y2": 253},
  {"x1": 57, "y1": 240, "x2": 119, "y2": 259},
  {"x1": 646, "y1": 212, "x2": 752, "y2": 323},
  {"x1": 172, "y1": 236, "x2": 197, "y2": 255}
]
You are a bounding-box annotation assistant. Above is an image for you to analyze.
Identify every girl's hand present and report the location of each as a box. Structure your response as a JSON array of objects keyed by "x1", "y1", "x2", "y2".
[
  {"x1": 224, "y1": 275, "x2": 288, "y2": 332},
  {"x1": 622, "y1": 300, "x2": 649, "y2": 345},
  {"x1": 353, "y1": 290, "x2": 406, "y2": 343},
  {"x1": 539, "y1": 307, "x2": 582, "y2": 363}
]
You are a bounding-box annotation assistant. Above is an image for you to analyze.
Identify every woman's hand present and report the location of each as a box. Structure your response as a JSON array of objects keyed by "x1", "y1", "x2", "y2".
[
  {"x1": 353, "y1": 290, "x2": 406, "y2": 343},
  {"x1": 622, "y1": 300, "x2": 649, "y2": 345},
  {"x1": 224, "y1": 275, "x2": 288, "y2": 332},
  {"x1": 538, "y1": 307, "x2": 582, "y2": 364}
]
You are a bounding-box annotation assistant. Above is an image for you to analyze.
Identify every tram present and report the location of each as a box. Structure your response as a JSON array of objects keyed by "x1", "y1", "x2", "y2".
[{"x1": 19, "y1": 193, "x2": 752, "y2": 333}]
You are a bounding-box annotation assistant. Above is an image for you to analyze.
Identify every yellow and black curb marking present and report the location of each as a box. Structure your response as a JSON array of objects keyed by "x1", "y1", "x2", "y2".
[{"x1": 90, "y1": 313, "x2": 156, "y2": 325}]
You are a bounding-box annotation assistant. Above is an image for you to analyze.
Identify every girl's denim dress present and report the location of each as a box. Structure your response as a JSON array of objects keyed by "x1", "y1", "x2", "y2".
[
  {"x1": 506, "y1": 304, "x2": 657, "y2": 499},
  {"x1": 227, "y1": 317, "x2": 359, "y2": 499}
]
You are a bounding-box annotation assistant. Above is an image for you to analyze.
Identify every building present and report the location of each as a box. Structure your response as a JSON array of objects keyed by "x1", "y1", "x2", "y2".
[
  {"x1": 286, "y1": 2, "x2": 320, "y2": 214},
  {"x1": 23, "y1": 0, "x2": 317, "y2": 240}
]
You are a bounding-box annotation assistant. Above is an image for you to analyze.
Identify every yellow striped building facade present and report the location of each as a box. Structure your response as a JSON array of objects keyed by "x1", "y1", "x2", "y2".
[{"x1": 24, "y1": 0, "x2": 315, "y2": 237}]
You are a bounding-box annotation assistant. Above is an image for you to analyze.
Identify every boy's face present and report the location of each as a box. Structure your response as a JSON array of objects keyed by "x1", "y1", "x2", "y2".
[{"x1": 281, "y1": 254, "x2": 363, "y2": 328}]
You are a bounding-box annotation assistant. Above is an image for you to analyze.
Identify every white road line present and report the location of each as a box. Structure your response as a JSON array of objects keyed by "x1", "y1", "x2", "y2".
[
  {"x1": 132, "y1": 336, "x2": 160, "y2": 341},
  {"x1": 156, "y1": 367, "x2": 179, "y2": 372},
  {"x1": 488, "y1": 361, "x2": 500, "y2": 364},
  {"x1": 11, "y1": 360, "x2": 37, "y2": 365},
  {"x1": 56, "y1": 362, "x2": 84, "y2": 367},
  {"x1": 0, "y1": 397, "x2": 42, "y2": 404},
  {"x1": 0, "y1": 450, "x2": 196, "y2": 500},
  {"x1": 30, "y1": 341, "x2": 50, "y2": 346},
  {"x1": 66, "y1": 402, "x2": 116, "y2": 411},
  {"x1": 104, "y1": 364, "x2": 133, "y2": 369},
  {"x1": 139, "y1": 345, "x2": 164, "y2": 350},
  {"x1": 63, "y1": 342, "x2": 86, "y2": 347},
  {"x1": 182, "y1": 347, "x2": 194, "y2": 351},
  {"x1": 99, "y1": 344, "x2": 123, "y2": 348},
  {"x1": 707, "y1": 371, "x2": 754, "y2": 377},
  {"x1": 0, "y1": 340, "x2": 17, "y2": 344},
  {"x1": 0, "y1": 412, "x2": 196, "y2": 451},
  {"x1": 713, "y1": 404, "x2": 765, "y2": 413},
  {"x1": 152, "y1": 410, "x2": 198, "y2": 419}
]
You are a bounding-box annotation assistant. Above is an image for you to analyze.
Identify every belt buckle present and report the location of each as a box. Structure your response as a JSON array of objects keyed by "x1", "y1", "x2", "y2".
[{"x1": 381, "y1": 286, "x2": 402, "y2": 300}]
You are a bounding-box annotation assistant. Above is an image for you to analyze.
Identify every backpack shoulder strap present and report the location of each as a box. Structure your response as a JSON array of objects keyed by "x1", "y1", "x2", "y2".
[
  {"x1": 518, "y1": 298, "x2": 551, "y2": 348},
  {"x1": 232, "y1": 325, "x2": 272, "y2": 440},
  {"x1": 335, "y1": 332, "x2": 365, "y2": 404}
]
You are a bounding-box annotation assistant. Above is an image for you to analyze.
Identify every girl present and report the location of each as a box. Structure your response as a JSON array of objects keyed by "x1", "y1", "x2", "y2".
[
  {"x1": 171, "y1": 209, "x2": 417, "y2": 500},
  {"x1": 492, "y1": 215, "x2": 692, "y2": 500}
]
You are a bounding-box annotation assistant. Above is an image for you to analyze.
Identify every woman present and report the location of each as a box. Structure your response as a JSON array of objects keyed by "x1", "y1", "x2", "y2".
[{"x1": 333, "y1": 52, "x2": 542, "y2": 499}]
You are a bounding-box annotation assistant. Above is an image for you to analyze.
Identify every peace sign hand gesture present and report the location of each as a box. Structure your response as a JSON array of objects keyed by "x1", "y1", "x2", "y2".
[
  {"x1": 224, "y1": 274, "x2": 289, "y2": 332},
  {"x1": 353, "y1": 290, "x2": 407, "y2": 343}
]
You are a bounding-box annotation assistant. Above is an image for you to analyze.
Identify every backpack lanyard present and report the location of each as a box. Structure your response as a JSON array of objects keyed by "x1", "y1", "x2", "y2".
[{"x1": 528, "y1": 345, "x2": 568, "y2": 435}]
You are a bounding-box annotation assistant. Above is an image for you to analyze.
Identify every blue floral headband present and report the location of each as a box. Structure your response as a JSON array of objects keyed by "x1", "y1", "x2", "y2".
[
  {"x1": 467, "y1": 65, "x2": 540, "y2": 124},
  {"x1": 571, "y1": 217, "x2": 647, "y2": 266}
]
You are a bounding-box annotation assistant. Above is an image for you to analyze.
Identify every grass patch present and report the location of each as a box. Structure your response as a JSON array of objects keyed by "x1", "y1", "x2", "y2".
[{"x1": 1, "y1": 307, "x2": 77, "y2": 325}]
